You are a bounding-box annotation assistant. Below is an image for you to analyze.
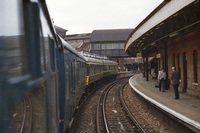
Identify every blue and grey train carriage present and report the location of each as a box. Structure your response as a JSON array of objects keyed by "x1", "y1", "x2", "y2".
[
  {"x1": 102, "y1": 59, "x2": 118, "y2": 79},
  {"x1": 0, "y1": 0, "x2": 118, "y2": 133},
  {"x1": 85, "y1": 56, "x2": 118, "y2": 87},
  {"x1": 85, "y1": 57, "x2": 104, "y2": 86},
  {"x1": 0, "y1": 0, "x2": 85, "y2": 132},
  {"x1": 57, "y1": 35, "x2": 87, "y2": 132}
]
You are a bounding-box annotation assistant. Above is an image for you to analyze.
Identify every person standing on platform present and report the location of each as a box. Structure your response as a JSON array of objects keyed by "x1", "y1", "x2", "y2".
[
  {"x1": 171, "y1": 67, "x2": 180, "y2": 99},
  {"x1": 157, "y1": 68, "x2": 166, "y2": 92}
]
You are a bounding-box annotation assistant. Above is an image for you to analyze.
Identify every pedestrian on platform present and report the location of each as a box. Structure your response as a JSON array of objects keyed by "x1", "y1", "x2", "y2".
[
  {"x1": 157, "y1": 68, "x2": 166, "y2": 92},
  {"x1": 171, "y1": 67, "x2": 180, "y2": 99}
]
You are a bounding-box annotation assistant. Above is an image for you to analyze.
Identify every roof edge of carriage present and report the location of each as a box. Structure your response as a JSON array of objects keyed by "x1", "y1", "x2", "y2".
[{"x1": 57, "y1": 35, "x2": 86, "y2": 61}]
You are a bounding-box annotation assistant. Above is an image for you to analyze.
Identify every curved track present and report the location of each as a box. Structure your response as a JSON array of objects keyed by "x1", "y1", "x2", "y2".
[
  {"x1": 11, "y1": 95, "x2": 32, "y2": 133},
  {"x1": 97, "y1": 77, "x2": 145, "y2": 133},
  {"x1": 120, "y1": 82, "x2": 146, "y2": 133}
]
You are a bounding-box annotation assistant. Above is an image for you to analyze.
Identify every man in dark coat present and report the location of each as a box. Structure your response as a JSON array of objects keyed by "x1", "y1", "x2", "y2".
[{"x1": 171, "y1": 67, "x2": 180, "y2": 99}]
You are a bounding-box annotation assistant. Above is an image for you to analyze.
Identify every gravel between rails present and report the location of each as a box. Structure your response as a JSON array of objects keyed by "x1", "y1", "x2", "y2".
[{"x1": 68, "y1": 82, "x2": 174, "y2": 133}]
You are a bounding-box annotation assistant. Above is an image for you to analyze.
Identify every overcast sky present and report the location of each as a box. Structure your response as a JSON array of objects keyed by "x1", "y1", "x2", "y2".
[{"x1": 46, "y1": 0, "x2": 163, "y2": 35}]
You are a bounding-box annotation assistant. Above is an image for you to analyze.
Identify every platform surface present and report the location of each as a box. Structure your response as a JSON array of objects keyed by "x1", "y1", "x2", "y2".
[{"x1": 129, "y1": 73, "x2": 200, "y2": 130}]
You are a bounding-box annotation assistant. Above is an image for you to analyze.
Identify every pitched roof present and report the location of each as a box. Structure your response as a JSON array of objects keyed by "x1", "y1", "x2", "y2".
[
  {"x1": 90, "y1": 29, "x2": 134, "y2": 42},
  {"x1": 54, "y1": 25, "x2": 68, "y2": 32},
  {"x1": 65, "y1": 33, "x2": 91, "y2": 40}
]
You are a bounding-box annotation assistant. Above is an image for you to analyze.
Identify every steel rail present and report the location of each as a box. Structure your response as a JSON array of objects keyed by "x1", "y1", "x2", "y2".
[
  {"x1": 96, "y1": 79, "x2": 123, "y2": 133},
  {"x1": 20, "y1": 98, "x2": 26, "y2": 133},
  {"x1": 120, "y1": 82, "x2": 146, "y2": 133},
  {"x1": 102, "y1": 84, "x2": 114, "y2": 133},
  {"x1": 102, "y1": 78, "x2": 128, "y2": 133},
  {"x1": 96, "y1": 77, "x2": 130, "y2": 133}
]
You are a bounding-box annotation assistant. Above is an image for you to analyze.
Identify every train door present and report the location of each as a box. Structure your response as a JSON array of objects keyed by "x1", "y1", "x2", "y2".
[
  {"x1": 183, "y1": 52, "x2": 188, "y2": 92},
  {"x1": 40, "y1": 15, "x2": 58, "y2": 133},
  {"x1": 55, "y1": 40, "x2": 66, "y2": 132},
  {"x1": 48, "y1": 37, "x2": 60, "y2": 132}
]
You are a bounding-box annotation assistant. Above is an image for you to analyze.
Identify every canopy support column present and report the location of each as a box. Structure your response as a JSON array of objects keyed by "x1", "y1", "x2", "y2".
[
  {"x1": 164, "y1": 43, "x2": 168, "y2": 89},
  {"x1": 146, "y1": 50, "x2": 149, "y2": 81}
]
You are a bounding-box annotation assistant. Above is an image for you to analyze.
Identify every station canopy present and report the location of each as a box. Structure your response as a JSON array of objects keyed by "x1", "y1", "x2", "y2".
[{"x1": 125, "y1": 0, "x2": 200, "y2": 57}]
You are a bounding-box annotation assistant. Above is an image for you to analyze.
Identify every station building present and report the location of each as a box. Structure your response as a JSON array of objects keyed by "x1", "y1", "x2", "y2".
[
  {"x1": 90, "y1": 29, "x2": 134, "y2": 68},
  {"x1": 65, "y1": 29, "x2": 137, "y2": 69},
  {"x1": 125, "y1": 0, "x2": 200, "y2": 97}
]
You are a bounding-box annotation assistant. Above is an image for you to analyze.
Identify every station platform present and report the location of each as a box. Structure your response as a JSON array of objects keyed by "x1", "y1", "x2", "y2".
[{"x1": 129, "y1": 73, "x2": 200, "y2": 131}]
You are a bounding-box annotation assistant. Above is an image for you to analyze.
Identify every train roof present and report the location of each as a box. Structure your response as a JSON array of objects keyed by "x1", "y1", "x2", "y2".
[
  {"x1": 102, "y1": 59, "x2": 117, "y2": 65},
  {"x1": 84, "y1": 56, "x2": 103, "y2": 64},
  {"x1": 57, "y1": 35, "x2": 86, "y2": 61}
]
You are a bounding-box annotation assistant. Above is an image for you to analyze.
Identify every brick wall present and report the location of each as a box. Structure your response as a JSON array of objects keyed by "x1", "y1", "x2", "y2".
[{"x1": 157, "y1": 30, "x2": 200, "y2": 97}]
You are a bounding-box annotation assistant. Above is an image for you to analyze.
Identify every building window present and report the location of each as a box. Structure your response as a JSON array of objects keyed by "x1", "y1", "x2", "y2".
[
  {"x1": 106, "y1": 44, "x2": 113, "y2": 49},
  {"x1": 119, "y1": 43, "x2": 124, "y2": 49},
  {"x1": 102, "y1": 44, "x2": 106, "y2": 49},
  {"x1": 193, "y1": 50, "x2": 198, "y2": 82},
  {"x1": 101, "y1": 43, "x2": 124, "y2": 49},
  {"x1": 93, "y1": 43, "x2": 100, "y2": 50}
]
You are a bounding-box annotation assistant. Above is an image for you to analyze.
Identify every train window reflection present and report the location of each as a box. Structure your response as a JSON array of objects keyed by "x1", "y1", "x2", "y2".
[
  {"x1": 0, "y1": 0, "x2": 23, "y2": 36},
  {"x1": 0, "y1": 0, "x2": 25, "y2": 79},
  {"x1": 29, "y1": 82, "x2": 47, "y2": 132},
  {"x1": 9, "y1": 82, "x2": 47, "y2": 133}
]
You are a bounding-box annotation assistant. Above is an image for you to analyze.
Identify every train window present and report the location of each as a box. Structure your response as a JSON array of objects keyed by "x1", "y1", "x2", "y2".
[
  {"x1": 97, "y1": 65, "x2": 101, "y2": 73},
  {"x1": 90, "y1": 64, "x2": 93, "y2": 75},
  {"x1": 77, "y1": 62, "x2": 80, "y2": 82},
  {"x1": 81, "y1": 63, "x2": 83, "y2": 81},
  {"x1": 94, "y1": 64, "x2": 96, "y2": 74},
  {"x1": 39, "y1": 4, "x2": 55, "y2": 71},
  {"x1": 89, "y1": 64, "x2": 92, "y2": 75},
  {"x1": 106, "y1": 65, "x2": 109, "y2": 71},
  {"x1": 70, "y1": 62, "x2": 74, "y2": 91},
  {"x1": 1, "y1": 0, "x2": 25, "y2": 79},
  {"x1": 95, "y1": 65, "x2": 98, "y2": 73},
  {"x1": 49, "y1": 37, "x2": 55, "y2": 72},
  {"x1": 104, "y1": 65, "x2": 106, "y2": 71},
  {"x1": 40, "y1": 31, "x2": 46, "y2": 71},
  {"x1": 74, "y1": 61, "x2": 78, "y2": 90},
  {"x1": 87, "y1": 64, "x2": 90, "y2": 75}
]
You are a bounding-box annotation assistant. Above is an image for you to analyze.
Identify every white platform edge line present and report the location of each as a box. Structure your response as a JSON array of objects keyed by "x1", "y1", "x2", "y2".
[{"x1": 129, "y1": 76, "x2": 200, "y2": 130}]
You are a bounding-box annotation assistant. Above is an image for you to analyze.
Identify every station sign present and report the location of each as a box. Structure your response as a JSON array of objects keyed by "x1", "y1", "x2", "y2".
[
  {"x1": 137, "y1": 53, "x2": 142, "y2": 58},
  {"x1": 156, "y1": 53, "x2": 161, "y2": 58}
]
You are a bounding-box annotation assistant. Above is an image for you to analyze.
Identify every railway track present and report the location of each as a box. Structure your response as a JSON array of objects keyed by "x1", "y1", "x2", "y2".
[
  {"x1": 120, "y1": 82, "x2": 146, "y2": 133},
  {"x1": 11, "y1": 95, "x2": 32, "y2": 133},
  {"x1": 97, "y1": 77, "x2": 145, "y2": 133}
]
